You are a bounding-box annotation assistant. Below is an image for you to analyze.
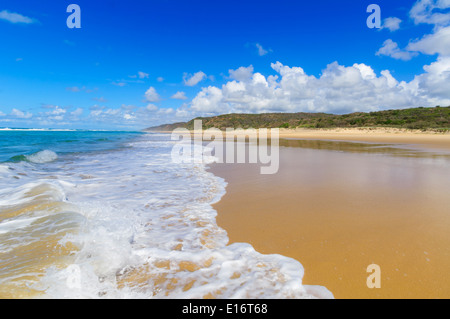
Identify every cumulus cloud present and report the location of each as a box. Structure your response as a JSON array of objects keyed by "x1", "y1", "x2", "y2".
[
  {"x1": 229, "y1": 65, "x2": 254, "y2": 82},
  {"x1": 158, "y1": 108, "x2": 175, "y2": 115},
  {"x1": 47, "y1": 106, "x2": 66, "y2": 116},
  {"x1": 40, "y1": 106, "x2": 67, "y2": 122},
  {"x1": 377, "y1": 1, "x2": 450, "y2": 62},
  {"x1": 0, "y1": 10, "x2": 37, "y2": 24},
  {"x1": 407, "y1": 26, "x2": 450, "y2": 55},
  {"x1": 381, "y1": 17, "x2": 402, "y2": 31},
  {"x1": 171, "y1": 91, "x2": 188, "y2": 100},
  {"x1": 376, "y1": 39, "x2": 418, "y2": 61},
  {"x1": 409, "y1": 0, "x2": 450, "y2": 26},
  {"x1": 123, "y1": 113, "x2": 136, "y2": 120},
  {"x1": 187, "y1": 60, "x2": 448, "y2": 117},
  {"x1": 144, "y1": 86, "x2": 161, "y2": 102},
  {"x1": 183, "y1": 71, "x2": 207, "y2": 86},
  {"x1": 146, "y1": 104, "x2": 158, "y2": 111},
  {"x1": 71, "y1": 108, "x2": 83, "y2": 116},
  {"x1": 11, "y1": 108, "x2": 33, "y2": 119},
  {"x1": 409, "y1": 56, "x2": 450, "y2": 103},
  {"x1": 405, "y1": 1, "x2": 450, "y2": 57}
]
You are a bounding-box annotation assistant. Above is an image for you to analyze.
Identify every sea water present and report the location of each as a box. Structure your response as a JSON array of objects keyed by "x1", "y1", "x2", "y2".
[{"x1": 0, "y1": 130, "x2": 332, "y2": 299}]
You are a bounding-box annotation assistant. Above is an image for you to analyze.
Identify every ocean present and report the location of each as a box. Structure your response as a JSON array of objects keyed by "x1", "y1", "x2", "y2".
[{"x1": 0, "y1": 130, "x2": 331, "y2": 299}]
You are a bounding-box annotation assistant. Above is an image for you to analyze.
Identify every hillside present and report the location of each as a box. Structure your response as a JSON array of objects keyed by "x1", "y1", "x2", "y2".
[{"x1": 145, "y1": 106, "x2": 450, "y2": 132}]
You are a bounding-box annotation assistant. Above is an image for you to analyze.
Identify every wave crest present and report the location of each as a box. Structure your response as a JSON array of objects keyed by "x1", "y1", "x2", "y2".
[{"x1": 26, "y1": 150, "x2": 58, "y2": 164}]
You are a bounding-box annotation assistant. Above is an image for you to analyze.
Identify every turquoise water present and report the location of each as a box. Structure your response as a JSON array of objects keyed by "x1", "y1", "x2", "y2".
[{"x1": 0, "y1": 130, "x2": 143, "y2": 163}]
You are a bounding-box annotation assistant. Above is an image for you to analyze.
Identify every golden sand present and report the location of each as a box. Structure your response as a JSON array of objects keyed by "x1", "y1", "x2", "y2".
[
  {"x1": 209, "y1": 130, "x2": 450, "y2": 299},
  {"x1": 162, "y1": 126, "x2": 450, "y2": 149},
  {"x1": 277, "y1": 127, "x2": 450, "y2": 151}
]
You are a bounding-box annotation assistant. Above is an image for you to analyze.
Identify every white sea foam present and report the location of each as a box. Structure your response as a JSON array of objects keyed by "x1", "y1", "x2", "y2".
[
  {"x1": 0, "y1": 128, "x2": 78, "y2": 132},
  {"x1": 0, "y1": 133, "x2": 333, "y2": 299},
  {"x1": 26, "y1": 150, "x2": 58, "y2": 164},
  {"x1": 0, "y1": 164, "x2": 10, "y2": 175},
  {"x1": 0, "y1": 216, "x2": 42, "y2": 235}
]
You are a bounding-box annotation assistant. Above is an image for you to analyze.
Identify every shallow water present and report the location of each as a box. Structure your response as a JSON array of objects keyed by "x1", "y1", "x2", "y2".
[{"x1": 0, "y1": 131, "x2": 331, "y2": 299}]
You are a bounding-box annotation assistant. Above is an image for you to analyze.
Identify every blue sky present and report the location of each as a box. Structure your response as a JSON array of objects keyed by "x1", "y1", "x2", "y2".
[{"x1": 1, "y1": 0, "x2": 449, "y2": 130}]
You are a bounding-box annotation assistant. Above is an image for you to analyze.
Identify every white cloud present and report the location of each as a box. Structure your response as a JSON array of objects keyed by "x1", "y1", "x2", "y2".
[
  {"x1": 112, "y1": 82, "x2": 127, "y2": 87},
  {"x1": 255, "y1": 43, "x2": 270, "y2": 56},
  {"x1": 158, "y1": 108, "x2": 174, "y2": 114},
  {"x1": 71, "y1": 108, "x2": 84, "y2": 116},
  {"x1": 175, "y1": 104, "x2": 190, "y2": 118},
  {"x1": 410, "y1": 0, "x2": 450, "y2": 26},
  {"x1": 0, "y1": 10, "x2": 37, "y2": 24},
  {"x1": 157, "y1": 77, "x2": 164, "y2": 82},
  {"x1": 80, "y1": 104, "x2": 188, "y2": 128},
  {"x1": 138, "y1": 71, "x2": 149, "y2": 79},
  {"x1": 171, "y1": 91, "x2": 188, "y2": 100},
  {"x1": 229, "y1": 65, "x2": 254, "y2": 82},
  {"x1": 183, "y1": 71, "x2": 207, "y2": 86},
  {"x1": 191, "y1": 86, "x2": 224, "y2": 114},
  {"x1": 0, "y1": 111, "x2": 5, "y2": 116},
  {"x1": 104, "y1": 108, "x2": 120, "y2": 115},
  {"x1": 48, "y1": 107, "x2": 66, "y2": 116},
  {"x1": 407, "y1": 26, "x2": 450, "y2": 55},
  {"x1": 124, "y1": 113, "x2": 136, "y2": 120},
  {"x1": 11, "y1": 108, "x2": 33, "y2": 119},
  {"x1": 409, "y1": 56, "x2": 450, "y2": 102},
  {"x1": 187, "y1": 60, "x2": 448, "y2": 117},
  {"x1": 381, "y1": 17, "x2": 402, "y2": 31},
  {"x1": 51, "y1": 115, "x2": 64, "y2": 121},
  {"x1": 146, "y1": 104, "x2": 158, "y2": 111},
  {"x1": 144, "y1": 86, "x2": 161, "y2": 102},
  {"x1": 378, "y1": 1, "x2": 450, "y2": 62},
  {"x1": 376, "y1": 39, "x2": 418, "y2": 61},
  {"x1": 130, "y1": 71, "x2": 149, "y2": 79},
  {"x1": 40, "y1": 106, "x2": 67, "y2": 121}
]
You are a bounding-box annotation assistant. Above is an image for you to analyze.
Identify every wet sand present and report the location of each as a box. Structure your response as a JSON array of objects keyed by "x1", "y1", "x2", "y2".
[
  {"x1": 277, "y1": 128, "x2": 450, "y2": 151},
  {"x1": 209, "y1": 137, "x2": 450, "y2": 299}
]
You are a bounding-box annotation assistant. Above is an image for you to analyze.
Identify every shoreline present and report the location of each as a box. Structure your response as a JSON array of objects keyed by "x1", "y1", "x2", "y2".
[
  {"x1": 148, "y1": 127, "x2": 450, "y2": 151},
  {"x1": 276, "y1": 127, "x2": 450, "y2": 151}
]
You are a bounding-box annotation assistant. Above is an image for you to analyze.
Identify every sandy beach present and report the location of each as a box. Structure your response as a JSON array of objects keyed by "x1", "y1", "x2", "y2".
[
  {"x1": 277, "y1": 128, "x2": 450, "y2": 150},
  {"x1": 207, "y1": 128, "x2": 450, "y2": 299}
]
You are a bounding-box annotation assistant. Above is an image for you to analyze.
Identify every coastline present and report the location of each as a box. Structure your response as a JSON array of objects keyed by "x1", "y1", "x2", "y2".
[
  {"x1": 276, "y1": 127, "x2": 450, "y2": 151},
  {"x1": 149, "y1": 127, "x2": 450, "y2": 151}
]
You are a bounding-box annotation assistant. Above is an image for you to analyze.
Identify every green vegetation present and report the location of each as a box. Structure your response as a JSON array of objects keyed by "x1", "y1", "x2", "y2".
[{"x1": 146, "y1": 106, "x2": 450, "y2": 132}]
